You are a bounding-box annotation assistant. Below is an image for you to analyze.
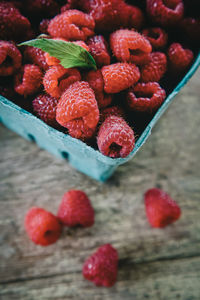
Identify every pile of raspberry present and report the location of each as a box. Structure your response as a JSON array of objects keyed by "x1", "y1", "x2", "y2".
[{"x1": 0, "y1": 0, "x2": 199, "y2": 158}]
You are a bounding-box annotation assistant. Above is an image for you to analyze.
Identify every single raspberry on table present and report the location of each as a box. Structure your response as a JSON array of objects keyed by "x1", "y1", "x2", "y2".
[
  {"x1": 146, "y1": 0, "x2": 184, "y2": 26},
  {"x1": 0, "y1": 41, "x2": 22, "y2": 76},
  {"x1": 0, "y1": 1, "x2": 31, "y2": 42},
  {"x1": 85, "y1": 69, "x2": 112, "y2": 108},
  {"x1": 14, "y1": 64, "x2": 43, "y2": 97},
  {"x1": 43, "y1": 65, "x2": 81, "y2": 99},
  {"x1": 57, "y1": 190, "x2": 95, "y2": 227},
  {"x1": 127, "y1": 82, "x2": 166, "y2": 113},
  {"x1": 24, "y1": 46, "x2": 49, "y2": 71},
  {"x1": 56, "y1": 81, "x2": 99, "y2": 140},
  {"x1": 32, "y1": 94, "x2": 59, "y2": 127},
  {"x1": 142, "y1": 27, "x2": 168, "y2": 50},
  {"x1": 140, "y1": 52, "x2": 167, "y2": 83},
  {"x1": 110, "y1": 29, "x2": 152, "y2": 66},
  {"x1": 25, "y1": 207, "x2": 62, "y2": 246},
  {"x1": 144, "y1": 188, "x2": 181, "y2": 228},
  {"x1": 167, "y1": 43, "x2": 194, "y2": 72},
  {"x1": 83, "y1": 244, "x2": 118, "y2": 287},
  {"x1": 87, "y1": 35, "x2": 110, "y2": 67},
  {"x1": 102, "y1": 63, "x2": 140, "y2": 94},
  {"x1": 100, "y1": 106, "x2": 125, "y2": 123},
  {"x1": 97, "y1": 115, "x2": 135, "y2": 158},
  {"x1": 48, "y1": 9, "x2": 95, "y2": 41}
]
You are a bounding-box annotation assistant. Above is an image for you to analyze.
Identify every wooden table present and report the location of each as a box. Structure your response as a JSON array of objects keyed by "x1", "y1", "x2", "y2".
[{"x1": 0, "y1": 69, "x2": 200, "y2": 300}]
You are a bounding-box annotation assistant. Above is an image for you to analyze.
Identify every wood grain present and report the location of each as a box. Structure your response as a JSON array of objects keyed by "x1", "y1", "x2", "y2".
[{"x1": 0, "y1": 68, "x2": 200, "y2": 299}]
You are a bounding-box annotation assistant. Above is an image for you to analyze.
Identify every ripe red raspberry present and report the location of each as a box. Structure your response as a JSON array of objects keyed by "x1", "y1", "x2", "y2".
[
  {"x1": 167, "y1": 43, "x2": 194, "y2": 72},
  {"x1": 48, "y1": 10, "x2": 95, "y2": 41},
  {"x1": 43, "y1": 65, "x2": 81, "y2": 99},
  {"x1": 83, "y1": 244, "x2": 118, "y2": 287},
  {"x1": 25, "y1": 0, "x2": 59, "y2": 18},
  {"x1": 88, "y1": 35, "x2": 110, "y2": 67},
  {"x1": 140, "y1": 52, "x2": 167, "y2": 83},
  {"x1": 146, "y1": 0, "x2": 184, "y2": 26},
  {"x1": 127, "y1": 82, "x2": 166, "y2": 113},
  {"x1": 0, "y1": 1, "x2": 31, "y2": 42},
  {"x1": 144, "y1": 188, "x2": 181, "y2": 228},
  {"x1": 32, "y1": 94, "x2": 59, "y2": 127},
  {"x1": 0, "y1": 41, "x2": 22, "y2": 76},
  {"x1": 56, "y1": 81, "x2": 99, "y2": 140},
  {"x1": 142, "y1": 27, "x2": 168, "y2": 50},
  {"x1": 14, "y1": 64, "x2": 43, "y2": 97},
  {"x1": 102, "y1": 63, "x2": 140, "y2": 94},
  {"x1": 25, "y1": 207, "x2": 62, "y2": 246},
  {"x1": 119, "y1": 3, "x2": 144, "y2": 30},
  {"x1": 97, "y1": 115, "x2": 135, "y2": 158},
  {"x1": 110, "y1": 29, "x2": 152, "y2": 66},
  {"x1": 85, "y1": 69, "x2": 112, "y2": 108},
  {"x1": 24, "y1": 46, "x2": 49, "y2": 71},
  {"x1": 100, "y1": 106, "x2": 125, "y2": 123},
  {"x1": 179, "y1": 18, "x2": 200, "y2": 45},
  {"x1": 57, "y1": 190, "x2": 95, "y2": 227},
  {"x1": 39, "y1": 19, "x2": 50, "y2": 34}
]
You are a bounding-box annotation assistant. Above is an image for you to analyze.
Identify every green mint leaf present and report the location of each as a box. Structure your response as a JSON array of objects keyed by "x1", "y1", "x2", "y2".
[{"x1": 19, "y1": 38, "x2": 97, "y2": 70}]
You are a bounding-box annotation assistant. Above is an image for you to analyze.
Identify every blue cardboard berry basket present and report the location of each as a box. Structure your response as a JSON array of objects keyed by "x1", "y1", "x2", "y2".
[{"x1": 0, "y1": 53, "x2": 200, "y2": 181}]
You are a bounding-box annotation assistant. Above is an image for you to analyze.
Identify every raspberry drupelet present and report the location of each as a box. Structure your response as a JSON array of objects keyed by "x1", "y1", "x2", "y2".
[
  {"x1": 57, "y1": 190, "x2": 95, "y2": 227},
  {"x1": 48, "y1": 9, "x2": 95, "y2": 41},
  {"x1": 142, "y1": 27, "x2": 168, "y2": 50},
  {"x1": 14, "y1": 64, "x2": 43, "y2": 97},
  {"x1": 0, "y1": 41, "x2": 22, "y2": 76},
  {"x1": 110, "y1": 29, "x2": 152, "y2": 66},
  {"x1": 83, "y1": 244, "x2": 118, "y2": 287},
  {"x1": 102, "y1": 63, "x2": 140, "y2": 94},
  {"x1": 146, "y1": 0, "x2": 184, "y2": 26},
  {"x1": 43, "y1": 65, "x2": 81, "y2": 99},
  {"x1": 97, "y1": 115, "x2": 135, "y2": 158},
  {"x1": 56, "y1": 81, "x2": 99, "y2": 140},
  {"x1": 25, "y1": 207, "x2": 62, "y2": 246},
  {"x1": 32, "y1": 94, "x2": 59, "y2": 127},
  {"x1": 127, "y1": 82, "x2": 166, "y2": 113},
  {"x1": 167, "y1": 43, "x2": 194, "y2": 73},
  {"x1": 140, "y1": 52, "x2": 167, "y2": 83},
  {"x1": 144, "y1": 188, "x2": 181, "y2": 228}
]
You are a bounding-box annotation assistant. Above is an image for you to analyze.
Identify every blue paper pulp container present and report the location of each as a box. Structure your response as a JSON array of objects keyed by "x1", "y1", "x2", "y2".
[{"x1": 1, "y1": 53, "x2": 200, "y2": 181}]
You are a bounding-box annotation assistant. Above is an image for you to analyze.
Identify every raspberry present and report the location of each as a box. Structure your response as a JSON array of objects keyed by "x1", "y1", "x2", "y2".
[
  {"x1": 39, "y1": 19, "x2": 50, "y2": 34},
  {"x1": 179, "y1": 18, "x2": 200, "y2": 45},
  {"x1": 57, "y1": 190, "x2": 95, "y2": 227},
  {"x1": 32, "y1": 94, "x2": 59, "y2": 127},
  {"x1": 110, "y1": 29, "x2": 152, "y2": 66},
  {"x1": 56, "y1": 81, "x2": 99, "y2": 140},
  {"x1": 0, "y1": 41, "x2": 22, "y2": 76},
  {"x1": 85, "y1": 69, "x2": 112, "y2": 108},
  {"x1": 102, "y1": 63, "x2": 140, "y2": 94},
  {"x1": 142, "y1": 27, "x2": 168, "y2": 50},
  {"x1": 127, "y1": 82, "x2": 166, "y2": 113},
  {"x1": 146, "y1": 0, "x2": 184, "y2": 26},
  {"x1": 24, "y1": 46, "x2": 49, "y2": 71},
  {"x1": 83, "y1": 244, "x2": 118, "y2": 287},
  {"x1": 25, "y1": 0, "x2": 59, "y2": 18},
  {"x1": 100, "y1": 106, "x2": 125, "y2": 123},
  {"x1": 144, "y1": 188, "x2": 181, "y2": 228},
  {"x1": 167, "y1": 43, "x2": 194, "y2": 72},
  {"x1": 88, "y1": 35, "x2": 110, "y2": 67},
  {"x1": 140, "y1": 52, "x2": 167, "y2": 83},
  {"x1": 43, "y1": 65, "x2": 81, "y2": 99},
  {"x1": 0, "y1": 1, "x2": 31, "y2": 42},
  {"x1": 48, "y1": 10, "x2": 95, "y2": 41},
  {"x1": 97, "y1": 115, "x2": 135, "y2": 158},
  {"x1": 119, "y1": 3, "x2": 144, "y2": 30},
  {"x1": 25, "y1": 207, "x2": 62, "y2": 246},
  {"x1": 14, "y1": 64, "x2": 43, "y2": 97}
]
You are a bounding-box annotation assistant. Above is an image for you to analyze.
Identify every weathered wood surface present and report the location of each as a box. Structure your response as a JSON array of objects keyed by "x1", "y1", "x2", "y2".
[{"x1": 0, "y1": 68, "x2": 200, "y2": 300}]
